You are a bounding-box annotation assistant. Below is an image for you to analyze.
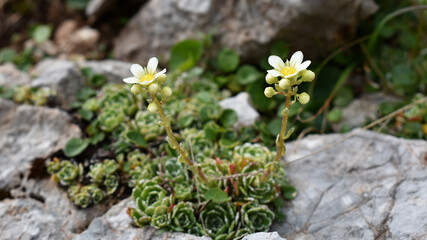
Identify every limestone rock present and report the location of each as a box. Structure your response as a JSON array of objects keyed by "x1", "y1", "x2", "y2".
[
  {"x1": 219, "y1": 92, "x2": 260, "y2": 128},
  {"x1": 31, "y1": 58, "x2": 75, "y2": 76},
  {"x1": 113, "y1": 0, "x2": 378, "y2": 63},
  {"x1": 31, "y1": 65, "x2": 85, "y2": 109},
  {"x1": 242, "y1": 232, "x2": 286, "y2": 240},
  {"x1": 78, "y1": 60, "x2": 132, "y2": 84},
  {"x1": 73, "y1": 198, "x2": 211, "y2": 240},
  {"x1": 0, "y1": 99, "x2": 81, "y2": 190},
  {"x1": 0, "y1": 63, "x2": 31, "y2": 87},
  {"x1": 1, "y1": 179, "x2": 107, "y2": 240},
  {"x1": 272, "y1": 130, "x2": 427, "y2": 240},
  {"x1": 331, "y1": 93, "x2": 400, "y2": 132},
  {"x1": 55, "y1": 20, "x2": 99, "y2": 54}
]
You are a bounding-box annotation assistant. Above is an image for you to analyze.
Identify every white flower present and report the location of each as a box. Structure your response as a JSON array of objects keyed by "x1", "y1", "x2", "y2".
[
  {"x1": 267, "y1": 51, "x2": 311, "y2": 79},
  {"x1": 123, "y1": 57, "x2": 166, "y2": 86}
]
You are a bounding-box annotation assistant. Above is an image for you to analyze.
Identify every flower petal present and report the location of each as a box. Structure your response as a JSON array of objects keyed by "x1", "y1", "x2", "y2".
[
  {"x1": 296, "y1": 60, "x2": 311, "y2": 72},
  {"x1": 267, "y1": 69, "x2": 283, "y2": 77},
  {"x1": 123, "y1": 77, "x2": 140, "y2": 84},
  {"x1": 139, "y1": 79, "x2": 154, "y2": 86},
  {"x1": 290, "y1": 51, "x2": 303, "y2": 67},
  {"x1": 268, "y1": 55, "x2": 285, "y2": 70},
  {"x1": 130, "y1": 64, "x2": 144, "y2": 78},
  {"x1": 147, "y1": 57, "x2": 159, "y2": 74},
  {"x1": 154, "y1": 68, "x2": 167, "y2": 78}
]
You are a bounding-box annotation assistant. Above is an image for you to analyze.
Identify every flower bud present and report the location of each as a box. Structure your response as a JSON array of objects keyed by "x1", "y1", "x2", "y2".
[
  {"x1": 147, "y1": 102, "x2": 158, "y2": 113},
  {"x1": 158, "y1": 74, "x2": 167, "y2": 83},
  {"x1": 279, "y1": 79, "x2": 291, "y2": 89},
  {"x1": 161, "y1": 86, "x2": 172, "y2": 97},
  {"x1": 298, "y1": 92, "x2": 310, "y2": 104},
  {"x1": 148, "y1": 83, "x2": 159, "y2": 95},
  {"x1": 301, "y1": 70, "x2": 315, "y2": 82},
  {"x1": 131, "y1": 84, "x2": 143, "y2": 95},
  {"x1": 264, "y1": 87, "x2": 276, "y2": 98},
  {"x1": 265, "y1": 73, "x2": 278, "y2": 84}
]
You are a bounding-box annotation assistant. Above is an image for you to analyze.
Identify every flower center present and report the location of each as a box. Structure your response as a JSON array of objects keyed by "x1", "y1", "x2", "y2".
[
  {"x1": 140, "y1": 74, "x2": 155, "y2": 83},
  {"x1": 280, "y1": 67, "x2": 296, "y2": 76}
]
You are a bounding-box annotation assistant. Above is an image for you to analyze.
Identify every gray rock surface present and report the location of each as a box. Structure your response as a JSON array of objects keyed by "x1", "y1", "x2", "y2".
[
  {"x1": 78, "y1": 60, "x2": 132, "y2": 84},
  {"x1": 273, "y1": 130, "x2": 427, "y2": 240},
  {"x1": 32, "y1": 65, "x2": 85, "y2": 109},
  {"x1": 85, "y1": 0, "x2": 117, "y2": 20},
  {"x1": 0, "y1": 99, "x2": 81, "y2": 190},
  {"x1": 0, "y1": 63, "x2": 31, "y2": 87},
  {"x1": 113, "y1": 0, "x2": 378, "y2": 63},
  {"x1": 219, "y1": 92, "x2": 260, "y2": 128},
  {"x1": 331, "y1": 93, "x2": 400, "y2": 132},
  {"x1": 242, "y1": 232, "x2": 286, "y2": 240},
  {"x1": 73, "y1": 198, "x2": 211, "y2": 240},
  {"x1": 1, "y1": 179, "x2": 107, "y2": 240},
  {"x1": 32, "y1": 58, "x2": 132, "y2": 84}
]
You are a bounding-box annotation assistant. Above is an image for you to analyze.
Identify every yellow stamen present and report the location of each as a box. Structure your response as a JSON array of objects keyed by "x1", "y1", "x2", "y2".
[
  {"x1": 140, "y1": 74, "x2": 155, "y2": 83},
  {"x1": 280, "y1": 67, "x2": 296, "y2": 76}
]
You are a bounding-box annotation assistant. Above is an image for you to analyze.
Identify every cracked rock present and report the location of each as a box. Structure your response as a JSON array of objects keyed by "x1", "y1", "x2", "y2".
[
  {"x1": 0, "y1": 99, "x2": 81, "y2": 190},
  {"x1": 113, "y1": 0, "x2": 378, "y2": 63},
  {"x1": 273, "y1": 130, "x2": 427, "y2": 240}
]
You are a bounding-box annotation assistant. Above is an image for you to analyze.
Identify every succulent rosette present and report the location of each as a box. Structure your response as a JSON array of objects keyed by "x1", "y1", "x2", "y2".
[
  {"x1": 73, "y1": 186, "x2": 92, "y2": 208},
  {"x1": 173, "y1": 182, "x2": 193, "y2": 200},
  {"x1": 233, "y1": 143, "x2": 274, "y2": 166},
  {"x1": 170, "y1": 202, "x2": 197, "y2": 232},
  {"x1": 241, "y1": 202, "x2": 275, "y2": 232},
  {"x1": 97, "y1": 106, "x2": 125, "y2": 132},
  {"x1": 104, "y1": 174, "x2": 119, "y2": 194},
  {"x1": 55, "y1": 160, "x2": 83, "y2": 186},
  {"x1": 239, "y1": 164, "x2": 278, "y2": 203},
  {"x1": 199, "y1": 202, "x2": 238, "y2": 240},
  {"x1": 132, "y1": 110, "x2": 164, "y2": 141},
  {"x1": 163, "y1": 158, "x2": 188, "y2": 183},
  {"x1": 132, "y1": 178, "x2": 167, "y2": 215}
]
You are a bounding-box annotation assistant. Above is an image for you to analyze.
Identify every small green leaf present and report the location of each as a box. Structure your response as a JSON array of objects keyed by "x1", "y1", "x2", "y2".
[
  {"x1": 126, "y1": 131, "x2": 148, "y2": 148},
  {"x1": 281, "y1": 185, "x2": 297, "y2": 200},
  {"x1": 267, "y1": 118, "x2": 282, "y2": 136},
  {"x1": 169, "y1": 39, "x2": 203, "y2": 72},
  {"x1": 0, "y1": 48, "x2": 16, "y2": 63},
  {"x1": 327, "y1": 109, "x2": 342, "y2": 123},
  {"x1": 235, "y1": 65, "x2": 261, "y2": 85},
  {"x1": 64, "y1": 138, "x2": 90, "y2": 157},
  {"x1": 220, "y1": 109, "x2": 238, "y2": 128},
  {"x1": 76, "y1": 88, "x2": 96, "y2": 101},
  {"x1": 79, "y1": 108, "x2": 93, "y2": 121},
  {"x1": 204, "y1": 187, "x2": 230, "y2": 203},
  {"x1": 31, "y1": 25, "x2": 52, "y2": 43},
  {"x1": 217, "y1": 49, "x2": 239, "y2": 72}
]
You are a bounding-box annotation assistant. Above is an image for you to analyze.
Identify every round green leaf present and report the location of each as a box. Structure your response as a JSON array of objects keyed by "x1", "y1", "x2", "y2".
[
  {"x1": 169, "y1": 39, "x2": 203, "y2": 72},
  {"x1": 31, "y1": 25, "x2": 52, "y2": 44},
  {"x1": 126, "y1": 131, "x2": 148, "y2": 148},
  {"x1": 64, "y1": 138, "x2": 90, "y2": 157},
  {"x1": 235, "y1": 65, "x2": 261, "y2": 85},
  {"x1": 204, "y1": 187, "x2": 230, "y2": 203},
  {"x1": 327, "y1": 109, "x2": 342, "y2": 123},
  {"x1": 217, "y1": 49, "x2": 240, "y2": 72},
  {"x1": 219, "y1": 109, "x2": 238, "y2": 128},
  {"x1": 281, "y1": 185, "x2": 297, "y2": 200}
]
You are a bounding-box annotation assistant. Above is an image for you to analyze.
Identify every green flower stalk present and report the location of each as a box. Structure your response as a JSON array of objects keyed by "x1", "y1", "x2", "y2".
[
  {"x1": 123, "y1": 57, "x2": 207, "y2": 182},
  {"x1": 263, "y1": 51, "x2": 315, "y2": 179}
]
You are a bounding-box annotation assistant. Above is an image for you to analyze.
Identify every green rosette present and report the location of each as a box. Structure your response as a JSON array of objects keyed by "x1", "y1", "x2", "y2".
[
  {"x1": 163, "y1": 158, "x2": 188, "y2": 183},
  {"x1": 73, "y1": 186, "x2": 92, "y2": 208},
  {"x1": 100, "y1": 84, "x2": 137, "y2": 116},
  {"x1": 170, "y1": 202, "x2": 197, "y2": 232},
  {"x1": 104, "y1": 174, "x2": 119, "y2": 195},
  {"x1": 241, "y1": 202, "x2": 275, "y2": 232},
  {"x1": 97, "y1": 106, "x2": 125, "y2": 132},
  {"x1": 233, "y1": 143, "x2": 274, "y2": 167},
  {"x1": 239, "y1": 164, "x2": 277, "y2": 204},
  {"x1": 87, "y1": 184, "x2": 106, "y2": 204},
  {"x1": 132, "y1": 178, "x2": 167, "y2": 216},
  {"x1": 132, "y1": 111, "x2": 164, "y2": 141},
  {"x1": 173, "y1": 182, "x2": 193, "y2": 200},
  {"x1": 56, "y1": 160, "x2": 82, "y2": 186},
  {"x1": 199, "y1": 202, "x2": 237, "y2": 240}
]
